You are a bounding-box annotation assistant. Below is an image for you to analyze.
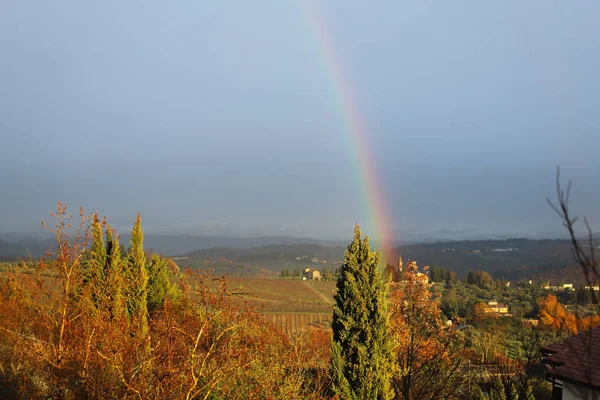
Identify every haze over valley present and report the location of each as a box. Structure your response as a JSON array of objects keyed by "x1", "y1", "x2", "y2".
[{"x1": 1, "y1": 2, "x2": 599, "y2": 242}]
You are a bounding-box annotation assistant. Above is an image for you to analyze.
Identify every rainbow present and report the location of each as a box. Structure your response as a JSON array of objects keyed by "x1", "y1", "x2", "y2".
[{"x1": 301, "y1": 1, "x2": 397, "y2": 264}]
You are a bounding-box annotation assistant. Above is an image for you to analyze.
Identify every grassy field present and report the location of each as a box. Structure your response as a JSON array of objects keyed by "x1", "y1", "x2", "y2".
[{"x1": 221, "y1": 277, "x2": 336, "y2": 313}]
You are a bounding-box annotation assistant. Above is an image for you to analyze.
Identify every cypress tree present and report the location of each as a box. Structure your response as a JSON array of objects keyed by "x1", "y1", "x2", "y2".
[
  {"x1": 330, "y1": 225, "x2": 394, "y2": 400},
  {"x1": 147, "y1": 253, "x2": 178, "y2": 312},
  {"x1": 83, "y1": 213, "x2": 107, "y2": 310},
  {"x1": 126, "y1": 213, "x2": 149, "y2": 338},
  {"x1": 117, "y1": 214, "x2": 153, "y2": 388},
  {"x1": 105, "y1": 225, "x2": 126, "y2": 319},
  {"x1": 89, "y1": 214, "x2": 107, "y2": 279}
]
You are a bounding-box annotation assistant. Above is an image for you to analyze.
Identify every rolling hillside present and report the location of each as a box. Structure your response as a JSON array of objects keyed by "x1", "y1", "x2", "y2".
[
  {"x1": 2, "y1": 229, "x2": 593, "y2": 282},
  {"x1": 396, "y1": 239, "x2": 578, "y2": 280},
  {"x1": 0, "y1": 232, "x2": 344, "y2": 259},
  {"x1": 178, "y1": 238, "x2": 587, "y2": 280}
]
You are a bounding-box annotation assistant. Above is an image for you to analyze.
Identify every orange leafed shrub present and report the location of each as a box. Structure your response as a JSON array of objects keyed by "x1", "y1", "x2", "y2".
[
  {"x1": 0, "y1": 204, "x2": 331, "y2": 399},
  {"x1": 538, "y1": 294, "x2": 569, "y2": 331},
  {"x1": 390, "y1": 261, "x2": 465, "y2": 400},
  {"x1": 538, "y1": 294, "x2": 600, "y2": 335}
]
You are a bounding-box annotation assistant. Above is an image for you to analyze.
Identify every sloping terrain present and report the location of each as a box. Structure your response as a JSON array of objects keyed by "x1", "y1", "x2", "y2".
[
  {"x1": 396, "y1": 239, "x2": 577, "y2": 279},
  {"x1": 179, "y1": 239, "x2": 582, "y2": 280}
]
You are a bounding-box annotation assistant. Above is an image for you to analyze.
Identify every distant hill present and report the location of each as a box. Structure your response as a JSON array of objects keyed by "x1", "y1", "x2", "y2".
[
  {"x1": 178, "y1": 238, "x2": 582, "y2": 280},
  {"x1": 532, "y1": 264, "x2": 587, "y2": 286},
  {"x1": 179, "y1": 243, "x2": 346, "y2": 276},
  {"x1": 395, "y1": 239, "x2": 576, "y2": 280},
  {"x1": 400, "y1": 229, "x2": 511, "y2": 244},
  {"x1": 184, "y1": 243, "x2": 345, "y2": 263},
  {"x1": 139, "y1": 235, "x2": 343, "y2": 256},
  {"x1": 1, "y1": 230, "x2": 592, "y2": 282},
  {"x1": 0, "y1": 237, "x2": 56, "y2": 259},
  {"x1": 0, "y1": 232, "x2": 344, "y2": 259}
]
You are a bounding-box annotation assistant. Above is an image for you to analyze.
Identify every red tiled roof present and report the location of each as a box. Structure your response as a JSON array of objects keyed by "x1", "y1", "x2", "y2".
[{"x1": 542, "y1": 326, "x2": 600, "y2": 390}]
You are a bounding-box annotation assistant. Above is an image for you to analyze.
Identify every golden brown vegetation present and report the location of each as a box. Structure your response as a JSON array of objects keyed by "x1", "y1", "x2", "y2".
[
  {"x1": 2, "y1": 204, "x2": 572, "y2": 399},
  {"x1": 0, "y1": 204, "x2": 332, "y2": 399},
  {"x1": 538, "y1": 294, "x2": 600, "y2": 335},
  {"x1": 390, "y1": 262, "x2": 465, "y2": 400}
]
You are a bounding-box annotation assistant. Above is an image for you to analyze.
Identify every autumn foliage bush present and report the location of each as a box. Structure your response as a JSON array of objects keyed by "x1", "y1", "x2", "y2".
[
  {"x1": 390, "y1": 261, "x2": 465, "y2": 400},
  {"x1": 538, "y1": 293, "x2": 600, "y2": 335},
  {"x1": 0, "y1": 204, "x2": 331, "y2": 399}
]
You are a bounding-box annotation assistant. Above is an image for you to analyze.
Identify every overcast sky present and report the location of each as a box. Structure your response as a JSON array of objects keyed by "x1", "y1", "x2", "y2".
[{"x1": 1, "y1": 1, "x2": 599, "y2": 240}]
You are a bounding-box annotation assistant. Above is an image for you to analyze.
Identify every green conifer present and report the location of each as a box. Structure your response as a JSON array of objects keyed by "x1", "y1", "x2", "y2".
[
  {"x1": 147, "y1": 253, "x2": 178, "y2": 312},
  {"x1": 126, "y1": 213, "x2": 149, "y2": 337},
  {"x1": 89, "y1": 214, "x2": 107, "y2": 278},
  {"x1": 105, "y1": 225, "x2": 126, "y2": 319},
  {"x1": 330, "y1": 225, "x2": 394, "y2": 400},
  {"x1": 83, "y1": 213, "x2": 107, "y2": 310}
]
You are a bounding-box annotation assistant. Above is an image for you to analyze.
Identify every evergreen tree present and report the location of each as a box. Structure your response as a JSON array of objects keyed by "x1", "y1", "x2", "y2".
[
  {"x1": 330, "y1": 225, "x2": 394, "y2": 400},
  {"x1": 384, "y1": 262, "x2": 401, "y2": 282},
  {"x1": 147, "y1": 253, "x2": 178, "y2": 312},
  {"x1": 126, "y1": 213, "x2": 149, "y2": 337},
  {"x1": 82, "y1": 213, "x2": 107, "y2": 311},
  {"x1": 89, "y1": 214, "x2": 107, "y2": 281},
  {"x1": 431, "y1": 266, "x2": 453, "y2": 283},
  {"x1": 123, "y1": 213, "x2": 151, "y2": 385},
  {"x1": 466, "y1": 270, "x2": 475, "y2": 285},
  {"x1": 105, "y1": 225, "x2": 126, "y2": 319},
  {"x1": 576, "y1": 284, "x2": 592, "y2": 305}
]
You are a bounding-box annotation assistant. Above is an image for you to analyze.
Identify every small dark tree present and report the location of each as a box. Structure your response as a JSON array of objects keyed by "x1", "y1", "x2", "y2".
[
  {"x1": 576, "y1": 284, "x2": 593, "y2": 305},
  {"x1": 384, "y1": 262, "x2": 401, "y2": 282},
  {"x1": 466, "y1": 270, "x2": 475, "y2": 285},
  {"x1": 330, "y1": 225, "x2": 394, "y2": 399}
]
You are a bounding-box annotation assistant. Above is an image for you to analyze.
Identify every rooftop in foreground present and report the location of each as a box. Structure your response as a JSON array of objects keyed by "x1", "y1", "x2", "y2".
[{"x1": 542, "y1": 326, "x2": 600, "y2": 390}]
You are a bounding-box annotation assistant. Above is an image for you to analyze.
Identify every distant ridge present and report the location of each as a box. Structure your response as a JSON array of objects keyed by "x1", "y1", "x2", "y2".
[
  {"x1": 1, "y1": 231, "x2": 593, "y2": 277},
  {"x1": 0, "y1": 232, "x2": 345, "y2": 258},
  {"x1": 176, "y1": 238, "x2": 580, "y2": 280}
]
